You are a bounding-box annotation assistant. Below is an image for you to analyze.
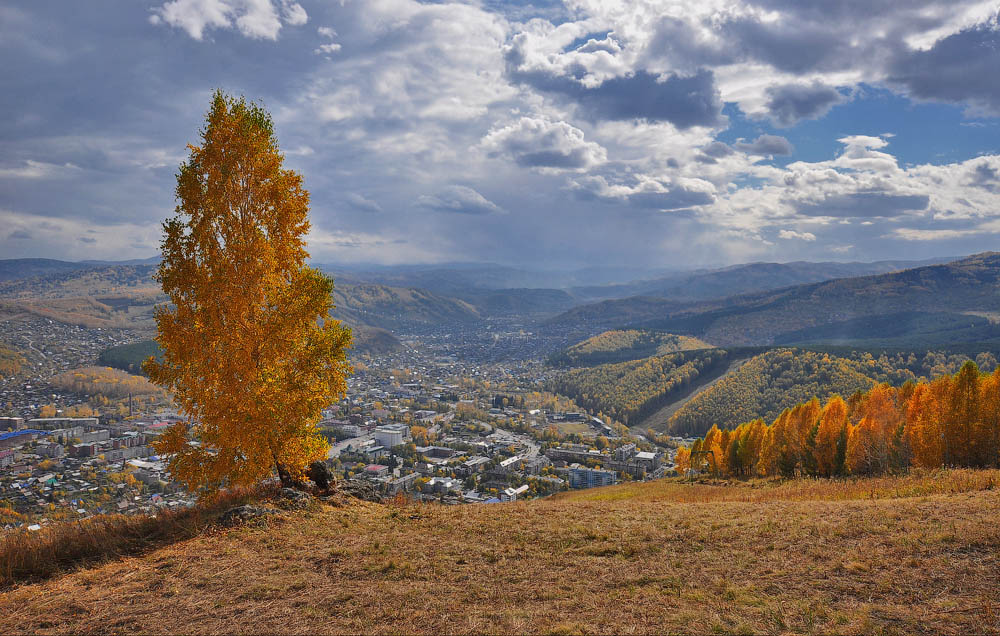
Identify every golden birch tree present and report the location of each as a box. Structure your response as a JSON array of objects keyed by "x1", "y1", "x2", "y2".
[{"x1": 145, "y1": 91, "x2": 352, "y2": 493}]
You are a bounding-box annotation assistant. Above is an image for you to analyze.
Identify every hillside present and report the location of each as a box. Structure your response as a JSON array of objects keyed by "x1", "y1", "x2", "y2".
[
  {"x1": 665, "y1": 347, "x2": 1000, "y2": 436},
  {"x1": 0, "y1": 259, "x2": 97, "y2": 283},
  {"x1": 548, "y1": 329, "x2": 713, "y2": 367},
  {"x1": 330, "y1": 282, "x2": 480, "y2": 329},
  {"x1": 548, "y1": 253, "x2": 1000, "y2": 347},
  {"x1": 666, "y1": 349, "x2": 887, "y2": 436},
  {"x1": 547, "y1": 349, "x2": 732, "y2": 425},
  {"x1": 99, "y1": 326, "x2": 403, "y2": 375},
  {"x1": 0, "y1": 261, "x2": 481, "y2": 333},
  {"x1": 0, "y1": 342, "x2": 25, "y2": 377},
  {"x1": 2, "y1": 472, "x2": 998, "y2": 634}
]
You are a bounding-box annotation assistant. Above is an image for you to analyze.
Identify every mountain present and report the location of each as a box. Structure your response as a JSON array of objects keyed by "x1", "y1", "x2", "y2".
[
  {"x1": 0, "y1": 262, "x2": 481, "y2": 332},
  {"x1": 0, "y1": 258, "x2": 100, "y2": 283},
  {"x1": 547, "y1": 253, "x2": 1000, "y2": 348},
  {"x1": 643, "y1": 252, "x2": 1000, "y2": 347},
  {"x1": 569, "y1": 257, "x2": 956, "y2": 302}
]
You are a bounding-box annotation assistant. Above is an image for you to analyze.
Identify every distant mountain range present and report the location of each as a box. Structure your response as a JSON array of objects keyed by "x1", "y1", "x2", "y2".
[
  {"x1": 1, "y1": 254, "x2": 989, "y2": 349},
  {"x1": 548, "y1": 252, "x2": 1000, "y2": 349}
]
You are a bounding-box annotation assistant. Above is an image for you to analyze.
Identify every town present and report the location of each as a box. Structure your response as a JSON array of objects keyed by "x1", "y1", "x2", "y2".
[{"x1": 0, "y1": 313, "x2": 688, "y2": 530}]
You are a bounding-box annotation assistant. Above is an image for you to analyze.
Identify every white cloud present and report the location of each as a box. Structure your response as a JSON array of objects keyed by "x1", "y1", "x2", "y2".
[
  {"x1": 778, "y1": 229, "x2": 817, "y2": 241},
  {"x1": 479, "y1": 117, "x2": 607, "y2": 172},
  {"x1": 314, "y1": 42, "x2": 342, "y2": 55},
  {"x1": 150, "y1": 0, "x2": 307, "y2": 40}
]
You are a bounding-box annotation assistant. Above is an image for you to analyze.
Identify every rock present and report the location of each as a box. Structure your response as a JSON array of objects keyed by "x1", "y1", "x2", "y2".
[
  {"x1": 220, "y1": 505, "x2": 279, "y2": 526},
  {"x1": 277, "y1": 487, "x2": 313, "y2": 510},
  {"x1": 340, "y1": 479, "x2": 384, "y2": 503},
  {"x1": 306, "y1": 461, "x2": 334, "y2": 491}
]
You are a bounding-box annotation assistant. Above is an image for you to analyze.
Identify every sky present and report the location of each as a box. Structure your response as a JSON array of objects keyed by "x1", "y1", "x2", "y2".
[{"x1": 2, "y1": 0, "x2": 1000, "y2": 270}]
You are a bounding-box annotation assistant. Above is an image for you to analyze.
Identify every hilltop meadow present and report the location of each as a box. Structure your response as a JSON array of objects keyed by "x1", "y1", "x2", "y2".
[{"x1": 1, "y1": 470, "x2": 998, "y2": 635}]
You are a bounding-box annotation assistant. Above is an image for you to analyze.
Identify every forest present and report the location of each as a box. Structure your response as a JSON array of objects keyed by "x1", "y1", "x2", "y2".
[
  {"x1": 547, "y1": 349, "x2": 731, "y2": 425},
  {"x1": 98, "y1": 340, "x2": 162, "y2": 375},
  {"x1": 547, "y1": 329, "x2": 712, "y2": 367},
  {"x1": 51, "y1": 366, "x2": 168, "y2": 400},
  {"x1": 675, "y1": 360, "x2": 1000, "y2": 478},
  {"x1": 668, "y1": 348, "x2": 1000, "y2": 436},
  {"x1": 0, "y1": 342, "x2": 23, "y2": 377}
]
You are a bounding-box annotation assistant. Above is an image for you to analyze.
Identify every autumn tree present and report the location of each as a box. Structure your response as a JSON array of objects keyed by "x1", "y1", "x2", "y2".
[
  {"x1": 814, "y1": 395, "x2": 848, "y2": 477},
  {"x1": 145, "y1": 91, "x2": 352, "y2": 493}
]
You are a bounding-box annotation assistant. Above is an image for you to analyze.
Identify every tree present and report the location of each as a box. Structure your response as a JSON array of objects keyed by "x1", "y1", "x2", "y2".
[
  {"x1": 814, "y1": 395, "x2": 848, "y2": 476},
  {"x1": 145, "y1": 92, "x2": 352, "y2": 493}
]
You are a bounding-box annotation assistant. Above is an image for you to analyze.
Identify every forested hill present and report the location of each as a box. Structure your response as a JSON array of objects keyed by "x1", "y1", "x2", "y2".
[
  {"x1": 547, "y1": 329, "x2": 713, "y2": 367},
  {"x1": 667, "y1": 348, "x2": 1000, "y2": 436},
  {"x1": 547, "y1": 348, "x2": 733, "y2": 426}
]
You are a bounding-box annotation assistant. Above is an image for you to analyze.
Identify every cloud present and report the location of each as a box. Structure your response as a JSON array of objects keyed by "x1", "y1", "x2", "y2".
[
  {"x1": 418, "y1": 186, "x2": 504, "y2": 215},
  {"x1": 796, "y1": 192, "x2": 930, "y2": 218},
  {"x1": 778, "y1": 229, "x2": 817, "y2": 241},
  {"x1": 764, "y1": 82, "x2": 845, "y2": 127},
  {"x1": 701, "y1": 141, "x2": 735, "y2": 158},
  {"x1": 506, "y1": 32, "x2": 725, "y2": 129},
  {"x1": 734, "y1": 134, "x2": 794, "y2": 156},
  {"x1": 346, "y1": 193, "x2": 382, "y2": 213},
  {"x1": 150, "y1": 0, "x2": 307, "y2": 40},
  {"x1": 888, "y1": 15, "x2": 1000, "y2": 115},
  {"x1": 479, "y1": 117, "x2": 606, "y2": 171},
  {"x1": 315, "y1": 43, "x2": 341, "y2": 55},
  {"x1": 0, "y1": 160, "x2": 80, "y2": 179},
  {"x1": 572, "y1": 175, "x2": 716, "y2": 211},
  {"x1": 968, "y1": 160, "x2": 1000, "y2": 192},
  {"x1": 7, "y1": 229, "x2": 32, "y2": 240}
]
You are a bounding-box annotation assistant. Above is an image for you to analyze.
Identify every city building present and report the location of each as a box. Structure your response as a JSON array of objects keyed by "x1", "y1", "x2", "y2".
[
  {"x1": 0, "y1": 417, "x2": 24, "y2": 431},
  {"x1": 501, "y1": 484, "x2": 529, "y2": 502},
  {"x1": 374, "y1": 424, "x2": 408, "y2": 449},
  {"x1": 568, "y1": 467, "x2": 617, "y2": 489}
]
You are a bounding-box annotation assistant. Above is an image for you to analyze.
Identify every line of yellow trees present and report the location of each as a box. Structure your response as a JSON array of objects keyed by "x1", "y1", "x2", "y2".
[{"x1": 674, "y1": 361, "x2": 1000, "y2": 477}]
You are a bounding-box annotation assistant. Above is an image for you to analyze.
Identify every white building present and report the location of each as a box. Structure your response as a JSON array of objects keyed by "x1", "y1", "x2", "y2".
[
  {"x1": 501, "y1": 484, "x2": 529, "y2": 502},
  {"x1": 374, "y1": 424, "x2": 408, "y2": 449}
]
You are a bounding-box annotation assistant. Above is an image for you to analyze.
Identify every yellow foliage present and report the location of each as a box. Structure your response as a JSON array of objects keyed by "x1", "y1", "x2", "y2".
[{"x1": 144, "y1": 92, "x2": 352, "y2": 493}]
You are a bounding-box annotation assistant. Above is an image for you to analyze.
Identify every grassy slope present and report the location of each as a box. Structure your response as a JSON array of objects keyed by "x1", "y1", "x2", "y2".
[{"x1": 2, "y1": 471, "x2": 999, "y2": 635}]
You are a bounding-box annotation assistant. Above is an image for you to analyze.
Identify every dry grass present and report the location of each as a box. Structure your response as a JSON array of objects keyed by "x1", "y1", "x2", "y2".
[
  {"x1": 0, "y1": 485, "x2": 275, "y2": 588},
  {"x1": 558, "y1": 468, "x2": 1000, "y2": 504},
  {"x1": 1, "y1": 474, "x2": 999, "y2": 634}
]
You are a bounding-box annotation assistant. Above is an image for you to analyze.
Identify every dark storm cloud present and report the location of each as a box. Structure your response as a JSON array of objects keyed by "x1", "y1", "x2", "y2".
[
  {"x1": 506, "y1": 42, "x2": 724, "y2": 128},
  {"x1": 765, "y1": 82, "x2": 845, "y2": 127},
  {"x1": 888, "y1": 18, "x2": 1000, "y2": 114},
  {"x1": 718, "y1": 16, "x2": 854, "y2": 75},
  {"x1": 796, "y1": 192, "x2": 930, "y2": 217},
  {"x1": 734, "y1": 134, "x2": 793, "y2": 156}
]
